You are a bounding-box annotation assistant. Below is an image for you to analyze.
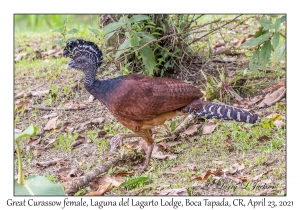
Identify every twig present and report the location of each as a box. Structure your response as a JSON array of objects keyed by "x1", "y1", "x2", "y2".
[
  {"x1": 29, "y1": 105, "x2": 87, "y2": 111},
  {"x1": 65, "y1": 148, "x2": 144, "y2": 195},
  {"x1": 189, "y1": 15, "x2": 243, "y2": 45}
]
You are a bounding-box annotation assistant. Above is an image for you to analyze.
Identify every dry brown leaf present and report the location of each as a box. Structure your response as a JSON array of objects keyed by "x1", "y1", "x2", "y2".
[
  {"x1": 42, "y1": 112, "x2": 58, "y2": 119},
  {"x1": 44, "y1": 117, "x2": 58, "y2": 131},
  {"x1": 222, "y1": 57, "x2": 236, "y2": 62},
  {"x1": 91, "y1": 117, "x2": 106, "y2": 124},
  {"x1": 114, "y1": 171, "x2": 134, "y2": 177},
  {"x1": 192, "y1": 170, "x2": 214, "y2": 182},
  {"x1": 202, "y1": 122, "x2": 217, "y2": 135},
  {"x1": 62, "y1": 100, "x2": 87, "y2": 110},
  {"x1": 258, "y1": 87, "x2": 285, "y2": 107},
  {"x1": 267, "y1": 81, "x2": 285, "y2": 92},
  {"x1": 55, "y1": 167, "x2": 71, "y2": 177},
  {"x1": 234, "y1": 37, "x2": 246, "y2": 47},
  {"x1": 229, "y1": 163, "x2": 245, "y2": 174},
  {"x1": 16, "y1": 100, "x2": 30, "y2": 112},
  {"x1": 182, "y1": 124, "x2": 202, "y2": 136},
  {"x1": 14, "y1": 52, "x2": 27, "y2": 62},
  {"x1": 30, "y1": 90, "x2": 50, "y2": 97},
  {"x1": 36, "y1": 159, "x2": 62, "y2": 168},
  {"x1": 88, "y1": 174, "x2": 125, "y2": 196},
  {"x1": 258, "y1": 135, "x2": 270, "y2": 143},
  {"x1": 71, "y1": 136, "x2": 86, "y2": 147},
  {"x1": 273, "y1": 120, "x2": 285, "y2": 129},
  {"x1": 154, "y1": 188, "x2": 188, "y2": 196}
]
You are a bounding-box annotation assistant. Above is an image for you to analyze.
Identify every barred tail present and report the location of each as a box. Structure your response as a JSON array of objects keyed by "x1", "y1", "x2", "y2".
[{"x1": 180, "y1": 100, "x2": 260, "y2": 124}]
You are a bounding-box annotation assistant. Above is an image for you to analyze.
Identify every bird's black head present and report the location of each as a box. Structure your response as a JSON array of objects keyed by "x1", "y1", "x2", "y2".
[{"x1": 63, "y1": 39, "x2": 103, "y2": 72}]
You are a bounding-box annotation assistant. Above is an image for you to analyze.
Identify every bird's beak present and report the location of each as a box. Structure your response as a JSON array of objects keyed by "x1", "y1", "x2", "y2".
[{"x1": 66, "y1": 60, "x2": 75, "y2": 69}]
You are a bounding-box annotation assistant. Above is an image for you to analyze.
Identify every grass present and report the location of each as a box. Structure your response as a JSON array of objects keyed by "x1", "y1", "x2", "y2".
[{"x1": 14, "y1": 14, "x2": 286, "y2": 196}]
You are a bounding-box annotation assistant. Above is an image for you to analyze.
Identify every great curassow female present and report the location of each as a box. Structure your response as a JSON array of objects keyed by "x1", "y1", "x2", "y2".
[{"x1": 63, "y1": 39, "x2": 260, "y2": 172}]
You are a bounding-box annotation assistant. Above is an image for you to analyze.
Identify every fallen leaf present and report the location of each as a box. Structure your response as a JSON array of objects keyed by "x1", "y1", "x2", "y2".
[
  {"x1": 267, "y1": 81, "x2": 285, "y2": 92},
  {"x1": 229, "y1": 163, "x2": 245, "y2": 174},
  {"x1": 91, "y1": 117, "x2": 106, "y2": 124},
  {"x1": 225, "y1": 136, "x2": 233, "y2": 152},
  {"x1": 154, "y1": 188, "x2": 188, "y2": 196},
  {"x1": 234, "y1": 37, "x2": 246, "y2": 48},
  {"x1": 71, "y1": 136, "x2": 86, "y2": 147},
  {"x1": 222, "y1": 57, "x2": 236, "y2": 62},
  {"x1": 182, "y1": 124, "x2": 202, "y2": 136},
  {"x1": 14, "y1": 52, "x2": 27, "y2": 62},
  {"x1": 202, "y1": 122, "x2": 217, "y2": 135},
  {"x1": 30, "y1": 90, "x2": 50, "y2": 97},
  {"x1": 56, "y1": 167, "x2": 72, "y2": 178},
  {"x1": 88, "y1": 174, "x2": 125, "y2": 196},
  {"x1": 42, "y1": 112, "x2": 58, "y2": 119},
  {"x1": 258, "y1": 135, "x2": 270, "y2": 143},
  {"x1": 44, "y1": 117, "x2": 58, "y2": 131},
  {"x1": 192, "y1": 170, "x2": 214, "y2": 182},
  {"x1": 16, "y1": 100, "x2": 30, "y2": 112},
  {"x1": 273, "y1": 120, "x2": 285, "y2": 129},
  {"x1": 36, "y1": 159, "x2": 62, "y2": 167},
  {"x1": 62, "y1": 100, "x2": 87, "y2": 110},
  {"x1": 258, "y1": 87, "x2": 285, "y2": 107},
  {"x1": 114, "y1": 171, "x2": 134, "y2": 177}
]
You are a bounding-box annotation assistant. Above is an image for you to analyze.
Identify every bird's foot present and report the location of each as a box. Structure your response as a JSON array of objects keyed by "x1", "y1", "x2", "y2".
[
  {"x1": 172, "y1": 114, "x2": 195, "y2": 137},
  {"x1": 136, "y1": 143, "x2": 155, "y2": 175}
]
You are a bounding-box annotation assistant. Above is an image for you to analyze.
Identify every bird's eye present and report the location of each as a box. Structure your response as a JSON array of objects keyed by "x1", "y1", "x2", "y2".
[{"x1": 77, "y1": 59, "x2": 82, "y2": 63}]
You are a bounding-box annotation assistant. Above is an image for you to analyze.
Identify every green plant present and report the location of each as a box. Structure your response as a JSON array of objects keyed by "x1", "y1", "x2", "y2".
[
  {"x1": 54, "y1": 133, "x2": 78, "y2": 152},
  {"x1": 90, "y1": 14, "x2": 201, "y2": 76},
  {"x1": 241, "y1": 14, "x2": 286, "y2": 70},
  {"x1": 14, "y1": 125, "x2": 65, "y2": 195},
  {"x1": 52, "y1": 18, "x2": 79, "y2": 46}
]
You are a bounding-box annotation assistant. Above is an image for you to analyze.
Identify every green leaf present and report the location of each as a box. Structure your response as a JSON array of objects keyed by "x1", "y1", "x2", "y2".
[
  {"x1": 67, "y1": 28, "x2": 79, "y2": 34},
  {"x1": 254, "y1": 27, "x2": 267, "y2": 38},
  {"x1": 63, "y1": 18, "x2": 68, "y2": 24},
  {"x1": 52, "y1": 27, "x2": 63, "y2": 33},
  {"x1": 89, "y1": 28, "x2": 100, "y2": 35},
  {"x1": 258, "y1": 19, "x2": 274, "y2": 30},
  {"x1": 259, "y1": 40, "x2": 272, "y2": 67},
  {"x1": 272, "y1": 32, "x2": 280, "y2": 49},
  {"x1": 266, "y1": 14, "x2": 277, "y2": 18},
  {"x1": 130, "y1": 32, "x2": 139, "y2": 47},
  {"x1": 249, "y1": 48, "x2": 260, "y2": 70},
  {"x1": 128, "y1": 15, "x2": 150, "y2": 24},
  {"x1": 279, "y1": 15, "x2": 286, "y2": 23},
  {"x1": 139, "y1": 46, "x2": 156, "y2": 76},
  {"x1": 273, "y1": 43, "x2": 286, "y2": 62},
  {"x1": 103, "y1": 22, "x2": 124, "y2": 34},
  {"x1": 115, "y1": 39, "x2": 130, "y2": 59},
  {"x1": 274, "y1": 18, "x2": 281, "y2": 32},
  {"x1": 15, "y1": 176, "x2": 65, "y2": 195},
  {"x1": 15, "y1": 125, "x2": 37, "y2": 141},
  {"x1": 241, "y1": 32, "x2": 272, "y2": 48},
  {"x1": 137, "y1": 32, "x2": 156, "y2": 43},
  {"x1": 119, "y1": 177, "x2": 150, "y2": 188}
]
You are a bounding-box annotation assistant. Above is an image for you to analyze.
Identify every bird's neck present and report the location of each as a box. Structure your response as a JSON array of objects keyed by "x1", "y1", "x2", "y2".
[
  {"x1": 84, "y1": 76, "x2": 123, "y2": 107},
  {"x1": 83, "y1": 68, "x2": 97, "y2": 86}
]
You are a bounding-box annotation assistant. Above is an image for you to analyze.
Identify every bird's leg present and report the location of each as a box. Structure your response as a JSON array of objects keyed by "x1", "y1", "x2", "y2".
[
  {"x1": 110, "y1": 133, "x2": 139, "y2": 151},
  {"x1": 172, "y1": 114, "x2": 195, "y2": 137}
]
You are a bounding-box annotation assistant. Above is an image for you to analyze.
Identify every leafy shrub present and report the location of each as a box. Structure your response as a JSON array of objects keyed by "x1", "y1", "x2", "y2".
[{"x1": 241, "y1": 15, "x2": 286, "y2": 70}]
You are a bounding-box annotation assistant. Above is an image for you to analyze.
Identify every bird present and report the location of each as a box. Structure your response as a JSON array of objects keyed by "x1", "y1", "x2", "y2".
[{"x1": 63, "y1": 39, "x2": 260, "y2": 172}]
